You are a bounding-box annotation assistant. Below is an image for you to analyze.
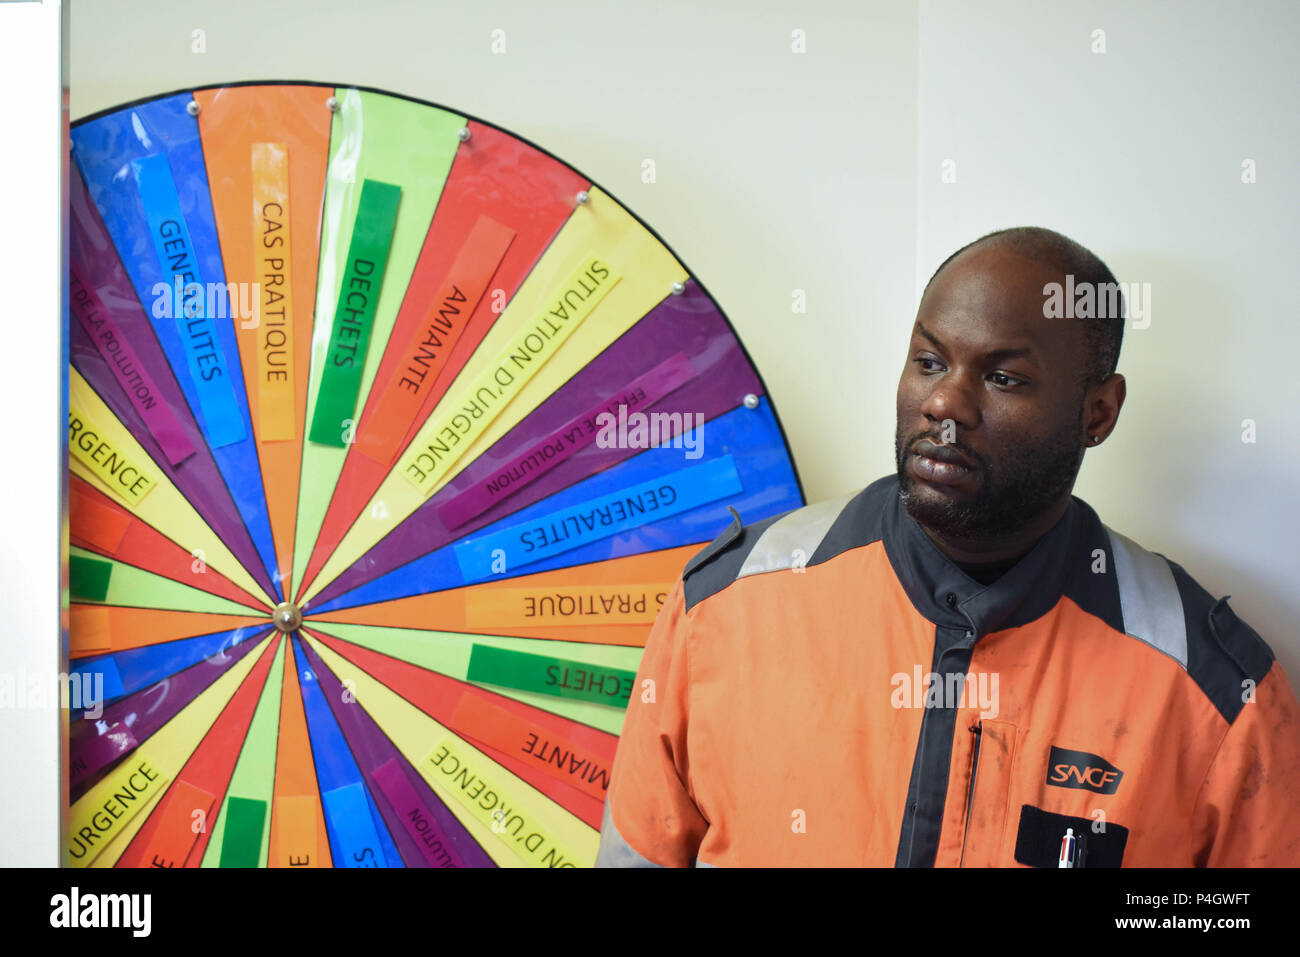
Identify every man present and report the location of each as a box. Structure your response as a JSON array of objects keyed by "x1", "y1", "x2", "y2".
[{"x1": 595, "y1": 226, "x2": 1300, "y2": 867}]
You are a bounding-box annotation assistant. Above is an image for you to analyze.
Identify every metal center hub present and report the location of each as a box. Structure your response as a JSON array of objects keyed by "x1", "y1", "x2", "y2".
[{"x1": 271, "y1": 601, "x2": 303, "y2": 633}]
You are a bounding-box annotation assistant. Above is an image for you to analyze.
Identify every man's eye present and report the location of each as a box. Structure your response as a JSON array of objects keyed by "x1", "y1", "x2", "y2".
[
  {"x1": 914, "y1": 357, "x2": 944, "y2": 373},
  {"x1": 989, "y1": 372, "x2": 1024, "y2": 387}
]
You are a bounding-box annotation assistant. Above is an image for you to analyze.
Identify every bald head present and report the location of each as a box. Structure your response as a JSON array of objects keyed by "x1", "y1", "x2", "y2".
[{"x1": 923, "y1": 227, "x2": 1125, "y2": 387}]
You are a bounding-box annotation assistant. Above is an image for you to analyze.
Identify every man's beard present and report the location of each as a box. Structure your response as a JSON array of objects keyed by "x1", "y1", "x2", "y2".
[{"x1": 894, "y1": 414, "x2": 1085, "y2": 542}]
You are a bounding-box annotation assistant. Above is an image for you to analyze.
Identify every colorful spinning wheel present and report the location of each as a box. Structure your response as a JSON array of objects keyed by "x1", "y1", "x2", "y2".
[{"x1": 65, "y1": 82, "x2": 802, "y2": 868}]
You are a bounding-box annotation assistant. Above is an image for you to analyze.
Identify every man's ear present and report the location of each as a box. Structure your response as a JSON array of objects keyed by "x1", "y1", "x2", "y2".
[{"x1": 1085, "y1": 373, "x2": 1125, "y2": 442}]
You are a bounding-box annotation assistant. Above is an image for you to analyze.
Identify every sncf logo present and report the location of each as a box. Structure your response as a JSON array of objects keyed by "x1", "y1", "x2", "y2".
[{"x1": 1046, "y1": 746, "x2": 1124, "y2": 795}]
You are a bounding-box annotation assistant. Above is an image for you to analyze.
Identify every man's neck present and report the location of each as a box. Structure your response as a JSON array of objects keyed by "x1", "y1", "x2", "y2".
[{"x1": 918, "y1": 495, "x2": 1072, "y2": 566}]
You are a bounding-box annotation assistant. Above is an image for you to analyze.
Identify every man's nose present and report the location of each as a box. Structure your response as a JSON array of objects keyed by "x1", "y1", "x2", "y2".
[{"x1": 920, "y1": 371, "x2": 980, "y2": 430}]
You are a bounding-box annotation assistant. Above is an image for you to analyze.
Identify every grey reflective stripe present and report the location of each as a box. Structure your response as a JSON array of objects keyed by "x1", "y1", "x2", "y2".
[
  {"x1": 594, "y1": 800, "x2": 664, "y2": 868},
  {"x1": 737, "y1": 490, "x2": 857, "y2": 578},
  {"x1": 1106, "y1": 526, "x2": 1188, "y2": 669}
]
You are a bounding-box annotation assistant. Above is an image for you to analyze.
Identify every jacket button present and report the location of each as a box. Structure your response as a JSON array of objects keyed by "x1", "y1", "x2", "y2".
[{"x1": 945, "y1": 592, "x2": 957, "y2": 608}]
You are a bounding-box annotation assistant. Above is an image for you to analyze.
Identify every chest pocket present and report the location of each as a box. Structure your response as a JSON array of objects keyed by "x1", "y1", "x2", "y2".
[
  {"x1": 960, "y1": 718, "x2": 1018, "y2": 866},
  {"x1": 1013, "y1": 804, "x2": 1130, "y2": 867}
]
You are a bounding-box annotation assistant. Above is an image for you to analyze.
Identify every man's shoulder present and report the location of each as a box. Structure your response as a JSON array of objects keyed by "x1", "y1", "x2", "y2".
[
  {"x1": 1099, "y1": 523, "x2": 1276, "y2": 724},
  {"x1": 680, "y1": 475, "x2": 897, "y2": 612}
]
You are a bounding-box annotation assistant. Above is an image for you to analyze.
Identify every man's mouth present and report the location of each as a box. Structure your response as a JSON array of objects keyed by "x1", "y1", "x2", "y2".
[
  {"x1": 910, "y1": 438, "x2": 977, "y2": 487},
  {"x1": 913, "y1": 439, "x2": 974, "y2": 468}
]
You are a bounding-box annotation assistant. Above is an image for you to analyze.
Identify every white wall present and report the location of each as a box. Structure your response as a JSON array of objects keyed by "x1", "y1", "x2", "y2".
[
  {"x1": 0, "y1": 0, "x2": 64, "y2": 867},
  {"x1": 917, "y1": 0, "x2": 1300, "y2": 685}
]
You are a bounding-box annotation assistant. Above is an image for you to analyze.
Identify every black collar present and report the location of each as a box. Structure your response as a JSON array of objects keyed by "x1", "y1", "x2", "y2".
[{"x1": 881, "y1": 477, "x2": 1079, "y2": 638}]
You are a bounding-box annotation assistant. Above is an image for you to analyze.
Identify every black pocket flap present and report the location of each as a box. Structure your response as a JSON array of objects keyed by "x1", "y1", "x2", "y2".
[{"x1": 1013, "y1": 804, "x2": 1128, "y2": 868}]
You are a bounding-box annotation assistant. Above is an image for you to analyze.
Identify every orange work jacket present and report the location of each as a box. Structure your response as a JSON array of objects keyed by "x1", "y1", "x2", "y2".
[{"x1": 596, "y1": 476, "x2": 1300, "y2": 867}]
